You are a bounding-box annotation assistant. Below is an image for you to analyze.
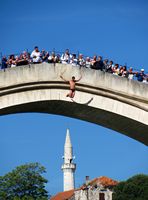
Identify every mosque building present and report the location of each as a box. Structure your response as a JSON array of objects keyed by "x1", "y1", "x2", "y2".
[{"x1": 51, "y1": 129, "x2": 118, "y2": 200}]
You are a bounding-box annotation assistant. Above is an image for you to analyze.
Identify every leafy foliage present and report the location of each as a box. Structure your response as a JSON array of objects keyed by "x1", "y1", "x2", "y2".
[
  {"x1": 0, "y1": 162, "x2": 48, "y2": 200},
  {"x1": 113, "y1": 174, "x2": 148, "y2": 200}
]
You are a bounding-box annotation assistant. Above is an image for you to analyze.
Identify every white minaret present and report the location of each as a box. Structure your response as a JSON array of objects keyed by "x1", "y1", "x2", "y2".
[{"x1": 61, "y1": 129, "x2": 76, "y2": 191}]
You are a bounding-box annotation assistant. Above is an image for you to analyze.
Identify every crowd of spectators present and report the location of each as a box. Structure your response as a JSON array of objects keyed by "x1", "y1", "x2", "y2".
[{"x1": 1, "y1": 46, "x2": 148, "y2": 83}]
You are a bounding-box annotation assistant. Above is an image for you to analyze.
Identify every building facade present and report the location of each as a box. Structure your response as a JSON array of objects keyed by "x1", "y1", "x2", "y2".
[
  {"x1": 74, "y1": 176, "x2": 117, "y2": 200},
  {"x1": 51, "y1": 176, "x2": 118, "y2": 200}
]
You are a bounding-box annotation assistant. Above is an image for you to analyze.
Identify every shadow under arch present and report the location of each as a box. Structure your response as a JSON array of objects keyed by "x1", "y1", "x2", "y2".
[{"x1": 0, "y1": 100, "x2": 147, "y2": 146}]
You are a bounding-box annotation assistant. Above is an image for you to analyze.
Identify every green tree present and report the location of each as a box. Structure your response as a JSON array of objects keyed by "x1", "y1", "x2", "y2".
[
  {"x1": 0, "y1": 162, "x2": 48, "y2": 200},
  {"x1": 113, "y1": 174, "x2": 148, "y2": 200}
]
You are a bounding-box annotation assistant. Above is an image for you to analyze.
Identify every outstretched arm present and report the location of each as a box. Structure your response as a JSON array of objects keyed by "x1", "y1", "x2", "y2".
[
  {"x1": 60, "y1": 75, "x2": 68, "y2": 82},
  {"x1": 75, "y1": 74, "x2": 82, "y2": 82}
]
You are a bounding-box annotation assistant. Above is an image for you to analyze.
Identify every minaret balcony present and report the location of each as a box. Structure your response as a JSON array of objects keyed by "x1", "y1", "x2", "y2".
[{"x1": 61, "y1": 163, "x2": 76, "y2": 170}]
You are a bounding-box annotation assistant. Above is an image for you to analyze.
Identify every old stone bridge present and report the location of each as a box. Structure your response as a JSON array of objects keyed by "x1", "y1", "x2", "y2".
[{"x1": 0, "y1": 63, "x2": 148, "y2": 145}]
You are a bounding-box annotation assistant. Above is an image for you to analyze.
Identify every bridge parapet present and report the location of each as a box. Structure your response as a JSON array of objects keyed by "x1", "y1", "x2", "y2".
[{"x1": 0, "y1": 63, "x2": 147, "y2": 98}]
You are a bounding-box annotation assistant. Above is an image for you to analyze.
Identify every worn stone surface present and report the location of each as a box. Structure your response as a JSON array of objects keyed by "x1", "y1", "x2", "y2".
[
  {"x1": 74, "y1": 188, "x2": 113, "y2": 200},
  {"x1": 0, "y1": 63, "x2": 148, "y2": 145}
]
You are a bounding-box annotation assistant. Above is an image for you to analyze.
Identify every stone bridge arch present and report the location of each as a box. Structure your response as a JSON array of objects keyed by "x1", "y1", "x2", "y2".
[{"x1": 0, "y1": 63, "x2": 148, "y2": 145}]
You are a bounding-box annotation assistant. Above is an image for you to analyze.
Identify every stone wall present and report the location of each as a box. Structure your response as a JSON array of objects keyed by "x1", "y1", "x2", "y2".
[{"x1": 74, "y1": 187, "x2": 113, "y2": 200}]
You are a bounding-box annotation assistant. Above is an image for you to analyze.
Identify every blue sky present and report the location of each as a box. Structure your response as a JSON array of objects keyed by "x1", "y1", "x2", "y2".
[{"x1": 0, "y1": 0, "x2": 148, "y2": 195}]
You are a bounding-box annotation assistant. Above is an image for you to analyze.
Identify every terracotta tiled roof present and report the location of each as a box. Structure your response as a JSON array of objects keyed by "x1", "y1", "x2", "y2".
[
  {"x1": 50, "y1": 176, "x2": 118, "y2": 199},
  {"x1": 50, "y1": 189, "x2": 74, "y2": 200},
  {"x1": 89, "y1": 176, "x2": 118, "y2": 187}
]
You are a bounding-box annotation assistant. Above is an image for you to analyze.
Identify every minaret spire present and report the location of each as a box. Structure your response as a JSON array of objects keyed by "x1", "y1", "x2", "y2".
[
  {"x1": 65, "y1": 128, "x2": 72, "y2": 147},
  {"x1": 61, "y1": 129, "x2": 76, "y2": 191}
]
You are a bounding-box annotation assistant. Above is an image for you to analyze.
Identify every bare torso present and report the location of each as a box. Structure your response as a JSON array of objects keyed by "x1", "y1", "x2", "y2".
[{"x1": 69, "y1": 80, "x2": 76, "y2": 90}]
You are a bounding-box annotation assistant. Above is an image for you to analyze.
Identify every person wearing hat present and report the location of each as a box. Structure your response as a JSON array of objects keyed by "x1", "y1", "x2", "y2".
[
  {"x1": 78, "y1": 54, "x2": 85, "y2": 67},
  {"x1": 85, "y1": 57, "x2": 91, "y2": 68},
  {"x1": 136, "y1": 68, "x2": 146, "y2": 82}
]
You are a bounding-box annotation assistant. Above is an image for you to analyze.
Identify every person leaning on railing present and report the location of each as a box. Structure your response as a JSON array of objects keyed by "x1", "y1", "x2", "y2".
[
  {"x1": 16, "y1": 51, "x2": 29, "y2": 66},
  {"x1": 30, "y1": 46, "x2": 42, "y2": 63},
  {"x1": 1, "y1": 56, "x2": 8, "y2": 69},
  {"x1": 0, "y1": 48, "x2": 148, "y2": 84},
  {"x1": 136, "y1": 69, "x2": 147, "y2": 82}
]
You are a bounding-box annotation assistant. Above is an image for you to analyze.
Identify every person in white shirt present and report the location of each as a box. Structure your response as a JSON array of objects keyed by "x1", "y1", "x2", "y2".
[
  {"x1": 78, "y1": 54, "x2": 85, "y2": 67},
  {"x1": 127, "y1": 67, "x2": 134, "y2": 80},
  {"x1": 113, "y1": 64, "x2": 119, "y2": 75},
  {"x1": 61, "y1": 49, "x2": 70, "y2": 64},
  {"x1": 31, "y1": 46, "x2": 42, "y2": 63},
  {"x1": 70, "y1": 54, "x2": 78, "y2": 66},
  {"x1": 85, "y1": 57, "x2": 91, "y2": 68}
]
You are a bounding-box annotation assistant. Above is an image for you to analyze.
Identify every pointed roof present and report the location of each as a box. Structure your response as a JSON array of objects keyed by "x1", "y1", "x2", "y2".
[{"x1": 65, "y1": 129, "x2": 72, "y2": 147}]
